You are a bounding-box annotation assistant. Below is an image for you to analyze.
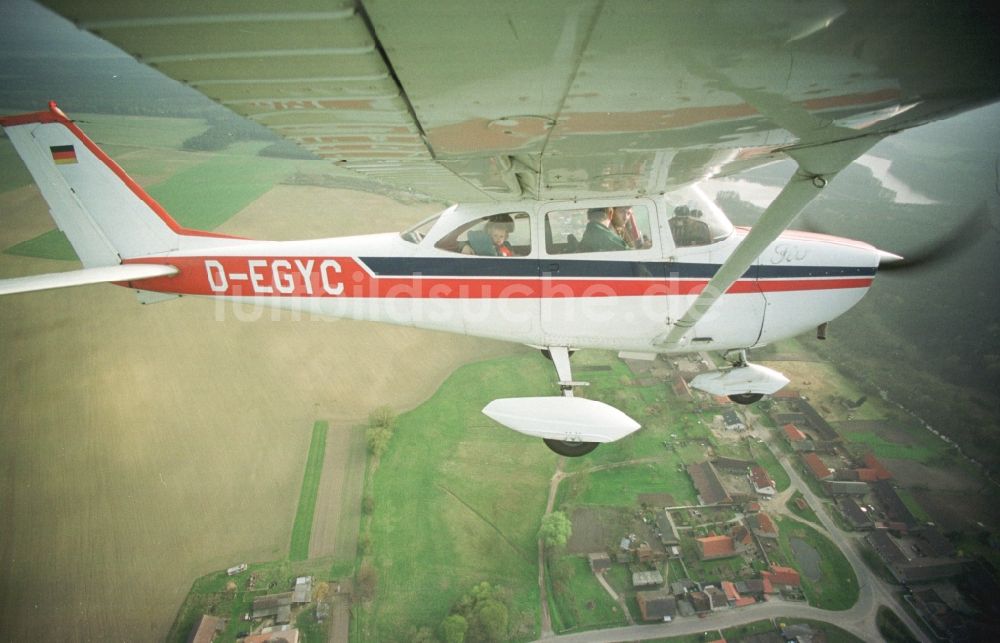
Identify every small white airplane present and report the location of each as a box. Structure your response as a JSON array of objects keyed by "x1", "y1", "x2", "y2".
[{"x1": 2, "y1": 1, "x2": 998, "y2": 456}]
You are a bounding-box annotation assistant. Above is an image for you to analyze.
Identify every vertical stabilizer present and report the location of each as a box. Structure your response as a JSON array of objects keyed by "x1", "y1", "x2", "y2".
[{"x1": 1, "y1": 103, "x2": 192, "y2": 267}]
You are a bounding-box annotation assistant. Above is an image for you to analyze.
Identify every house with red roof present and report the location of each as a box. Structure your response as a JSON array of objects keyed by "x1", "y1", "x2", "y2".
[
  {"x1": 749, "y1": 465, "x2": 775, "y2": 496},
  {"x1": 863, "y1": 453, "x2": 893, "y2": 480},
  {"x1": 802, "y1": 452, "x2": 833, "y2": 480},
  {"x1": 763, "y1": 564, "x2": 801, "y2": 587},
  {"x1": 748, "y1": 512, "x2": 779, "y2": 539},
  {"x1": 730, "y1": 524, "x2": 755, "y2": 552},
  {"x1": 855, "y1": 467, "x2": 880, "y2": 482},
  {"x1": 721, "y1": 580, "x2": 740, "y2": 604},
  {"x1": 783, "y1": 423, "x2": 806, "y2": 441},
  {"x1": 696, "y1": 535, "x2": 736, "y2": 560},
  {"x1": 718, "y1": 582, "x2": 758, "y2": 608},
  {"x1": 783, "y1": 423, "x2": 815, "y2": 451}
]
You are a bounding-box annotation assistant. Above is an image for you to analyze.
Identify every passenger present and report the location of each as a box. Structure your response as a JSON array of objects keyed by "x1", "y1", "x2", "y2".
[
  {"x1": 669, "y1": 205, "x2": 712, "y2": 247},
  {"x1": 578, "y1": 207, "x2": 628, "y2": 252},
  {"x1": 462, "y1": 220, "x2": 515, "y2": 256},
  {"x1": 610, "y1": 206, "x2": 651, "y2": 249}
]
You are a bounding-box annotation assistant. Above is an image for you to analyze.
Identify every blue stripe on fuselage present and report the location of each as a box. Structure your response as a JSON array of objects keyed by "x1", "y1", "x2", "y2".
[{"x1": 359, "y1": 257, "x2": 875, "y2": 280}]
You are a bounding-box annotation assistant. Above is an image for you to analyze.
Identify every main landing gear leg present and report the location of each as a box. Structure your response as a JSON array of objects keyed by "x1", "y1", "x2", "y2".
[{"x1": 542, "y1": 347, "x2": 599, "y2": 457}]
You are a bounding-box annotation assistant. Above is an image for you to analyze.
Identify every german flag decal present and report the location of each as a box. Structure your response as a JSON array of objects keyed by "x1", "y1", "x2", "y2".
[{"x1": 50, "y1": 144, "x2": 77, "y2": 165}]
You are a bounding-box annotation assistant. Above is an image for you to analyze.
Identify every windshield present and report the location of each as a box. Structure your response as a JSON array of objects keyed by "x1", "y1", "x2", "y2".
[
  {"x1": 667, "y1": 186, "x2": 733, "y2": 247},
  {"x1": 400, "y1": 211, "x2": 445, "y2": 244}
]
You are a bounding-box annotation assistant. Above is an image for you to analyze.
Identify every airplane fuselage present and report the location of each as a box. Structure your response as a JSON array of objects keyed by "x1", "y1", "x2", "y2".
[{"x1": 123, "y1": 194, "x2": 882, "y2": 355}]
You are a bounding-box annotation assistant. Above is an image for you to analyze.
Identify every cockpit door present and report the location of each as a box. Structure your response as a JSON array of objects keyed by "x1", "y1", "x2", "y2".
[
  {"x1": 661, "y1": 190, "x2": 766, "y2": 351},
  {"x1": 538, "y1": 199, "x2": 668, "y2": 350}
]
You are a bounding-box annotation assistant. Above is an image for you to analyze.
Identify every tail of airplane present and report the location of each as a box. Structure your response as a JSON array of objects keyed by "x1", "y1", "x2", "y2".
[{"x1": 0, "y1": 102, "x2": 238, "y2": 295}]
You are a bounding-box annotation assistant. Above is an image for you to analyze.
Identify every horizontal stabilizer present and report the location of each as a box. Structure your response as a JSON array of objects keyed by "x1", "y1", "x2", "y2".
[
  {"x1": 0, "y1": 263, "x2": 178, "y2": 296},
  {"x1": 483, "y1": 397, "x2": 641, "y2": 444}
]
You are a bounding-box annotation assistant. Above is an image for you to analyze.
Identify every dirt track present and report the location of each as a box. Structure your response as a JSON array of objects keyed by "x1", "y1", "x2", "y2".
[{"x1": 0, "y1": 182, "x2": 514, "y2": 641}]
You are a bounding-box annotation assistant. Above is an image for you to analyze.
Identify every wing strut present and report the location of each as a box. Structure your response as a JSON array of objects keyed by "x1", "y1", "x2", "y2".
[{"x1": 656, "y1": 134, "x2": 882, "y2": 349}]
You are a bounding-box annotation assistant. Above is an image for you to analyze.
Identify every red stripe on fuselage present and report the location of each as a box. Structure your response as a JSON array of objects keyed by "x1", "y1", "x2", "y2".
[{"x1": 124, "y1": 256, "x2": 872, "y2": 299}]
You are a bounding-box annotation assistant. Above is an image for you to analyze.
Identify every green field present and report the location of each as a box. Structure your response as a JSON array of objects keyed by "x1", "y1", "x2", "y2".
[
  {"x1": 842, "y1": 430, "x2": 945, "y2": 462},
  {"x1": 0, "y1": 139, "x2": 32, "y2": 192},
  {"x1": 361, "y1": 353, "x2": 557, "y2": 641},
  {"x1": 774, "y1": 517, "x2": 859, "y2": 610},
  {"x1": 145, "y1": 142, "x2": 302, "y2": 231},
  {"x1": 786, "y1": 491, "x2": 821, "y2": 525},
  {"x1": 561, "y1": 460, "x2": 697, "y2": 507},
  {"x1": 290, "y1": 421, "x2": 329, "y2": 561},
  {"x1": 547, "y1": 555, "x2": 627, "y2": 633}
]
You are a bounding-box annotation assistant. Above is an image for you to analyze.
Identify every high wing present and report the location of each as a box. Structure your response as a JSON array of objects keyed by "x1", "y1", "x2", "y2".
[
  {"x1": 40, "y1": 0, "x2": 1000, "y2": 203},
  {"x1": 25, "y1": 1, "x2": 1000, "y2": 349}
]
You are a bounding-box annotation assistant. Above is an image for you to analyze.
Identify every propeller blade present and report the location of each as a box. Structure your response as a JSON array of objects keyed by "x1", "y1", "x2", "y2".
[{"x1": 804, "y1": 201, "x2": 994, "y2": 273}]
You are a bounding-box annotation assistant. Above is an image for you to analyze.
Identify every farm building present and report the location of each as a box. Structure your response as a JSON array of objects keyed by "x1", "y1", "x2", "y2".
[
  {"x1": 748, "y1": 465, "x2": 775, "y2": 496},
  {"x1": 873, "y1": 481, "x2": 918, "y2": 528},
  {"x1": 747, "y1": 512, "x2": 779, "y2": 539},
  {"x1": 187, "y1": 615, "x2": 225, "y2": 643},
  {"x1": 655, "y1": 511, "x2": 680, "y2": 548},
  {"x1": 243, "y1": 628, "x2": 300, "y2": 643},
  {"x1": 696, "y1": 535, "x2": 736, "y2": 560},
  {"x1": 636, "y1": 590, "x2": 677, "y2": 622},
  {"x1": 863, "y1": 453, "x2": 893, "y2": 480},
  {"x1": 670, "y1": 579, "x2": 697, "y2": 595},
  {"x1": 735, "y1": 579, "x2": 766, "y2": 598},
  {"x1": 723, "y1": 410, "x2": 745, "y2": 430},
  {"x1": 686, "y1": 461, "x2": 731, "y2": 505},
  {"x1": 839, "y1": 499, "x2": 873, "y2": 530},
  {"x1": 802, "y1": 452, "x2": 833, "y2": 480},
  {"x1": 783, "y1": 423, "x2": 807, "y2": 443},
  {"x1": 730, "y1": 524, "x2": 755, "y2": 552},
  {"x1": 292, "y1": 577, "x2": 312, "y2": 604},
  {"x1": 688, "y1": 590, "x2": 712, "y2": 614},
  {"x1": 632, "y1": 570, "x2": 664, "y2": 588},
  {"x1": 762, "y1": 564, "x2": 801, "y2": 588},
  {"x1": 252, "y1": 593, "x2": 293, "y2": 624},
  {"x1": 825, "y1": 480, "x2": 870, "y2": 496},
  {"x1": 724, "y1": 581, "x2": 760, "y2": 607},
  {"x1": 704, "y1": 585, "x2": 729, "y2": 610}
]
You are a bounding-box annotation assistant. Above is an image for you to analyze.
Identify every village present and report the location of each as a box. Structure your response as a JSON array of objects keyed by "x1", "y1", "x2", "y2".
[{"x1": 561, "y1": 352, "x2": 981, "y2": 640}]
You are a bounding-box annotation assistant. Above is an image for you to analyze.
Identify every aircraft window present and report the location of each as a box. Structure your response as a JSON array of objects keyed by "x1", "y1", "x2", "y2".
[
  {"x1": 400, "y1": 212, "x2": 442, "y2": 244},
  {"x1": 668, "y1": 202, "x2": 732, "y2": 247},
  {"x1": 545, "y1": 205, "x2": 652, "y2": 254},
  {"x1": 434, "y1": 212, "x2": 531, "y2": 256}
]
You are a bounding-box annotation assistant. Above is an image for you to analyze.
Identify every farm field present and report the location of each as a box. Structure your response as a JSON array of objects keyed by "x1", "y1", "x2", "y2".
[
  {"x1": 0, "y1": 116, "x2": 513, "y2": 641},
  {"x1": 360, "y1": 353, "x2": 558, "y2": 641}
]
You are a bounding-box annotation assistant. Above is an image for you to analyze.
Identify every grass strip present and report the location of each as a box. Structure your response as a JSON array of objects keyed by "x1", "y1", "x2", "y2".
[{"x1": 289, "y1": 420, "x2": 329, "y2": 561}]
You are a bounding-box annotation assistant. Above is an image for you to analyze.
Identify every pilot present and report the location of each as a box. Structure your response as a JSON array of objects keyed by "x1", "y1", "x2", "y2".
[
  {"x1": 578, "y1": 207, "x2": 629, "y2": 252},
  {"x1": 669, "y1": 205, "x2": 711, "y2": 247},
  {"x1": 462, "y1": 220, "x2": 515, "y2": 256},
  {"x1": 610, "y1": 206, "x2": 651, "y2": 249}
]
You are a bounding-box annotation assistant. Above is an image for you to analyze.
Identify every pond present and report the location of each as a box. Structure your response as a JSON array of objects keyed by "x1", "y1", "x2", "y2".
[{"x1": 790, "y1": 537, "x2": 822, "y2": 582}]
